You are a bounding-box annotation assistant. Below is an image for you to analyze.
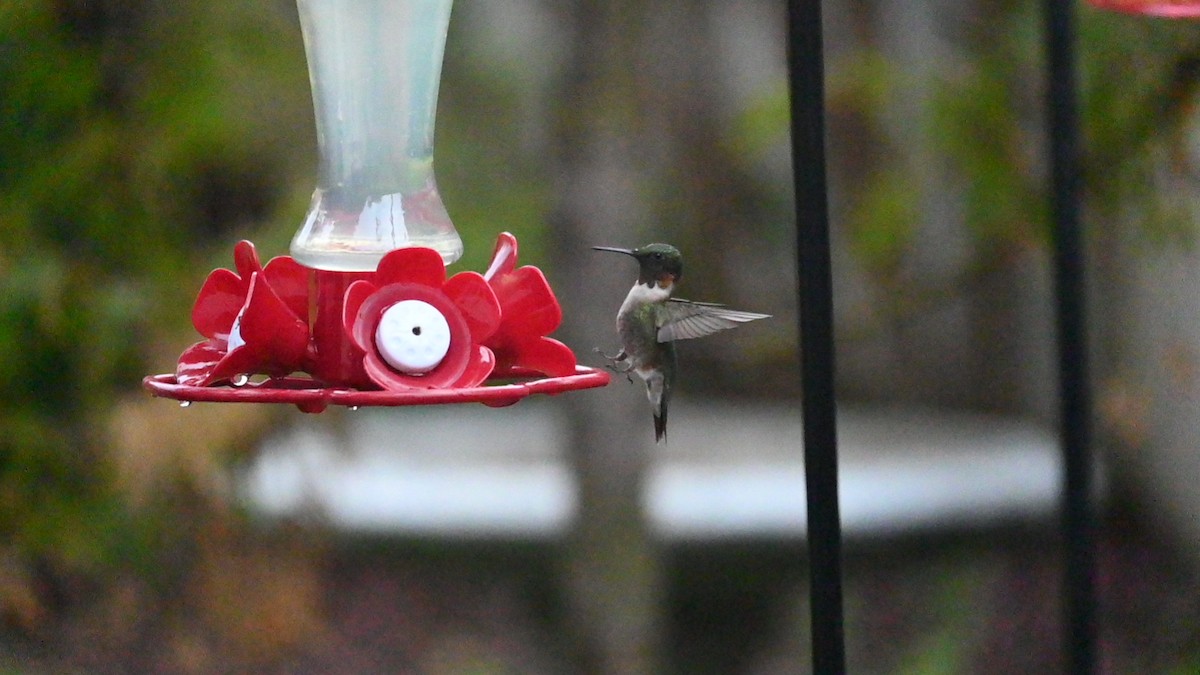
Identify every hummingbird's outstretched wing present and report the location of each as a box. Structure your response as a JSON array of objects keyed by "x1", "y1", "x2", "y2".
[{"x1": 656, "y1": 298, "x2": 770, "y2": 343}]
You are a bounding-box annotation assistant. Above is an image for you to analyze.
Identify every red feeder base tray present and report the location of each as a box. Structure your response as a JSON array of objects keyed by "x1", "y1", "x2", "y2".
[{"x1": 143, "y1": 366, "x2": 611, "y2": 413}]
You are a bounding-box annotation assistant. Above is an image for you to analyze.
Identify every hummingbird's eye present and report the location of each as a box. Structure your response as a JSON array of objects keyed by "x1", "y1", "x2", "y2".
[{"x1": 653, "y1": 252, "x2": 663, "y2": 259}]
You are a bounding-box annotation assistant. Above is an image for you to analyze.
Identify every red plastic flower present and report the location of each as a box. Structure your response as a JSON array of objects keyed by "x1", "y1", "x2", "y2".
[
  {"x1": 481, "y1": 232, "x2": 577, "y2": 377},
  {"x1": 342, "y1": 247, "x2": 501, "y2": 390},
  {"x1": 176, "y1": 241, "x2": 311, "y2": 387}
]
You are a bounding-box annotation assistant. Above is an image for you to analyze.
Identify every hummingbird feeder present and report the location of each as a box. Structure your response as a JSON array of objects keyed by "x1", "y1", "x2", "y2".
[
  {"x1": 1088, "y1": 0, "x2": 1200, "y2": 16},
  {"x1": 143, "y1": 0, "x2": 609, "y2": 412}
]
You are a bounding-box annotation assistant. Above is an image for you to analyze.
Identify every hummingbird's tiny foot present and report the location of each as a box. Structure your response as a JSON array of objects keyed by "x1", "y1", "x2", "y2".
[
  {"x1": 600, "y1": 361, "x2": 634, "y2": 381},
  {"x1": 594, "y1": 346, "x2": 625, "y2": 362},
  {"x1": 603, "y1": 362, "x2": 632, "y2": 383},
  {"x1": 594, "y1": 347, "x2": 633, "y2": 379}
]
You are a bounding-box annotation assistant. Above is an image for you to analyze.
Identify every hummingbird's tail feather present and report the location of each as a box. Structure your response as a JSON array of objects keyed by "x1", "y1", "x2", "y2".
[
  {"x1": 643, "y1": 366, "x2": 669, "y2": 444},
  {"x1": 659, "y1": 346, "x2": 675, "y2": 444}
]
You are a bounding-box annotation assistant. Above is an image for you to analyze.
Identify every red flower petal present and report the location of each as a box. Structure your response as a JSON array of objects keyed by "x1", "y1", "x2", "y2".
[
  {"x1": 495, "y1": 337, "x2": 576, "y2": 378},
  {"x1": 263, "y1": 255, "x2": 312, "y2": 323},
  {"x1": 192, "y1": 268, "x2": 248, "y2": 339},
  {"x1": 451, "y1": 345, "x2": 496, "y2": 388},
  {"x1": 491, "y1": 266, "x2": 562, "y2": 337},
  {"x1": 237, "y1": 272, "x2": 310, "y2": 370},
  {"x1": 483, "y1": 232, "x2": 519, "y2": 281},
  {"x1": 342, "y1": 280, "x2": 379, "y2": 354},
  {"x1": 178, "y1": 272, "x2": 312, "y2": 387},
  {"x1": 443, "y1": 271, "x2": 502, "y2": 343},
  {"x1": 203, "y1": 343, "x2": 278, "y2": 386},
  {"x1": 375, "y1": 247, "x2": 446, "y2": 289},
  {"x1": 482, "y1": 236, "x2": 572, "y2": 377},
  {"x1": 232, "y1": 240, "x2": 262, "y2": 280},
  {"x1": 176, "y1": 340, "x2": 227, "y2": 387}
]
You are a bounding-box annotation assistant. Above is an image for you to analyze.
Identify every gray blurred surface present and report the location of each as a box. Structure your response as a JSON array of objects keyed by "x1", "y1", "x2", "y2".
[{"x1": 243, "y1": 401, "x2": 1068, "y2": 541}]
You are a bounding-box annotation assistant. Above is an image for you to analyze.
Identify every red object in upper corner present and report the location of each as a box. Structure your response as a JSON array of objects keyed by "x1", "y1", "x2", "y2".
[{"x1": 1088, "y1": 0, "x2": 1200, "y2": 17}]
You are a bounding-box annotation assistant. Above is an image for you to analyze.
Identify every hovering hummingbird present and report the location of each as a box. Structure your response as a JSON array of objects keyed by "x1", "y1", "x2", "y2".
[{"x1": 592, "y1": 243, "x2": 770, "y2": 442}]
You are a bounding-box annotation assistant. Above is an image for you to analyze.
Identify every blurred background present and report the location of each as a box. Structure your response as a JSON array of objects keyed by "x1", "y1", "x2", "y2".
[{"x1": 3, "y1": 0, "x2": 1200, "y2": 672}]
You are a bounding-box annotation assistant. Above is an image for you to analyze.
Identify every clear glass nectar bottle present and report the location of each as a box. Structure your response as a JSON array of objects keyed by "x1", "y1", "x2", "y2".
[{"x1": 291, "y1": 0, "x2": 463, "y2": 271}]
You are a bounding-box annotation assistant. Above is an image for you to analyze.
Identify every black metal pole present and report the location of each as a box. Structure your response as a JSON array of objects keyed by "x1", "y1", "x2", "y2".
[
  {"x1": 1043, "y1": 1, "x2": 1097, "y2": 673},
  {"x1": 787, "y1": 1, "x2": 846, "y2": 673}
]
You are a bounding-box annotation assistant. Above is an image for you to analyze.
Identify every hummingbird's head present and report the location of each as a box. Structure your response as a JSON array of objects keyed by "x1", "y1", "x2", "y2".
[{"x1": 592, "y1": 243, "x2": 683, "y2": 290}]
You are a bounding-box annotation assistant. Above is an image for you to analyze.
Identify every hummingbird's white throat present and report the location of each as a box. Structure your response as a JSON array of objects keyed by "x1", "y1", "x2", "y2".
[{"x1": 620, "y1": 280, "x2": 672, "y2": 315}]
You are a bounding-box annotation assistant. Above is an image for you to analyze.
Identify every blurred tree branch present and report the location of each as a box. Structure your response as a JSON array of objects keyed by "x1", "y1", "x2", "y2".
[{"x1": 546, "y1": 0, "x2": 665, "y2": 672}]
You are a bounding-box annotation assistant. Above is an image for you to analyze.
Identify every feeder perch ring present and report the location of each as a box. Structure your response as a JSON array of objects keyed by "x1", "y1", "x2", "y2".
[{"x1": 143, "y1": 366, "x2": 611, "y2": 413}]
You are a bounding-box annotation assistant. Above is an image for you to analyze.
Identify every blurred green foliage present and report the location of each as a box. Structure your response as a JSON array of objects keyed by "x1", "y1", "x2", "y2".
[
  {"x1": 932, "y1": 5, "x2": 1200, "y2": 254},
  {"x1": 1, "y1": 0, "x2": 138, "y2": 573},
  {"x1": 0, "y1": 0, "x2": 311, "y2": 602},
  {"x1": 731, "y1": 4, "x2": 1200, "y2": 282}
]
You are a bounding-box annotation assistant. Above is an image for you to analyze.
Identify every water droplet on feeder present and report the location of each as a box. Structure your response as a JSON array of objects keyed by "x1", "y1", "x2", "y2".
[
  {"x1": 179, "y1": 401, "x2": 192, "y2": 408},
  {"x1": 349, "y1": 406, "x2": 360, "y2": 412},
  {"x1": 231, "y1": 374, "x2": 250, "y2": 387}
]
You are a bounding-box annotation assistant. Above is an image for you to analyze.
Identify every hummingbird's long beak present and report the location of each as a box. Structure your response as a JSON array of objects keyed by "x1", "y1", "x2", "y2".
[{"x1": 591, "y1": 246, "x2": 635, "y2": 256}]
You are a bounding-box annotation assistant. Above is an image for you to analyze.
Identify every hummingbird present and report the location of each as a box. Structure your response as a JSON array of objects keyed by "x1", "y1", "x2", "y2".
[{"x1": 592, "y1": 243, "x2": 770, "y2": 442}]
